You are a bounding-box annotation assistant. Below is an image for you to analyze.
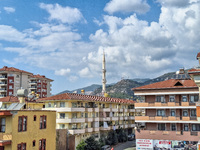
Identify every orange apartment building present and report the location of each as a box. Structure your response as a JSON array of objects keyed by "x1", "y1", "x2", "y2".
[
  {"x1": 133, "y1": 78, "x2": 200, "y2": 149},
  {"x1": 0, "y1": 66, "x2": 53, "y2": 98}
]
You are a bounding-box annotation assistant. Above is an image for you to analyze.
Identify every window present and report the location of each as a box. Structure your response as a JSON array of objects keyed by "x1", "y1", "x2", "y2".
[
  {"x1": 72, "y1": 124, "x2": 77, "y2": 129},
  {"x1": 9, "y1": 91, "x2": 13, "y2": 96},
  {"x1": 191, "y1": 109, "x2": 196, "y2": 117},
  {"x1": 33, "y1": 115, "x2": 36, "y2": 121},
  {"x1": 48, "y1": 103, "x2": 51, "y2": 108},
  {"x1": 157, "y1": 110, "x2": 165, "y2": 116},
  {"x1": 183, "y1": 124, "x2": 189, "y2": 131},
  {"x1": 85, "y1": 113, "x2": 88, "y2": 118},
  {"x1": 171, "y1": 124, "x2": 176, "y2": 131},
  {"x1": 158, "y1": 123, "x2": 165, "y2": 130},
  {"x1": 60, "y1": 113, "x2": 65, "y2": 119},
  {"x1": 81, "y1": 113, "x2": 84, "y2": 118},
  {"x1": 170, "y1": 110, "x2": 176, "y2": 116},
  {"x1": 40, "y1": 116, "x2": 47, "y2": 129},
  {"x1": 9, "y1": 85, "x2": 13, "y2": 89},
  {"x1": 32, "y1": 140, "x2": 36, "y2": 147},
  {"x1": 72, "y1": 113, "x2": 77, "y2": 119},
  {"x1": 169, "y1": 95, "x2": 175, "y2": 102},
  {"x1": 60, "y1": 102, "x2": 65, "y2": 107},
  {"x1": 72, "y1": 103, "x2": 77, "y2": 108},
  {"x1": 190, "y1": 95, "x2": 198, "y2": 103},
  {"x1": 39, "y1": 139, "x2": 46, "y2": 150},
  {"x1": 182, "y1": 95, "x2": 187, "y2": 102},
  {"x1": 9, "y1": 79, "x2": 13, "y2": 83},
  {"x1": 17, "y1": 143, "x2": 26, "y2": 150},
  {"x1": 0, "y1": 118, "x2": 5, "y2": 132},
  {"x1": 96, "y1": 112, "x2": 99, "y2": 117},
  {"x1": 183, "y1": 110, "x2": 188, "y2": 116},
  {"x1": 60, "y1": 124, "x2": 65, "y2": 129},
  {"x1": 192, "y1": 124, "x2": 200, "y2": 131},
  {"x1": 4, "y1": 104, "x2": 7, "y2": 109},
  {"x1": 156, "y1": 96, "x2": 165, "y2": 103},
  {"x1": 18, "y1": 116, "x2": 27, "y2": 132}
]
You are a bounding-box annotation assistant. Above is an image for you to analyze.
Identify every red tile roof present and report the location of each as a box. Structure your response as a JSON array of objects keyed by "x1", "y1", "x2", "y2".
[
  {"x1": 31, "y1": 74, "x2": 53, "y2": 81},
  {"x1": 197, "y1": 52, "x2": 200, "y2": 59},
  {"x1": 0, "y1": 66, "x2": 32, "y2": 74},
  {"x1": 0, "y1": 96, "x2": 19, "y2": 102},
  {"x1": 132, "y1": 79, "x2": 197, "y2": 90},
  {"x1": 37, "y1": 93, "x2": 135, "y2": 104}
]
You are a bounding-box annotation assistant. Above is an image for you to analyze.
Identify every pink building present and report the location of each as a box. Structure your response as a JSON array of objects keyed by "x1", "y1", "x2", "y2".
[{"x1": 133, "y1": 78, "x2": 200, "y2": 149}]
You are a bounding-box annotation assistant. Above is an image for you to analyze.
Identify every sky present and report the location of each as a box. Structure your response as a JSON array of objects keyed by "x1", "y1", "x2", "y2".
[{"x1": 0, "y1": 0, "x2": 200, "y2": 94}]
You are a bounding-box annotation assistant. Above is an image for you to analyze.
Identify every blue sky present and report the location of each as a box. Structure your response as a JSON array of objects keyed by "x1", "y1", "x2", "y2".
[{"x1": 0, "y1": 0, "x2": 200, "y2": 94}]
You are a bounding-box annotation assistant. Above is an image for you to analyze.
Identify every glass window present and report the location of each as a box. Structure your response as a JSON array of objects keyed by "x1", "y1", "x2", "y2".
[
  {"x1": 156, "y1": 96, "x2": 165, "y2": 103},
  {"x1": 190, "y1": 95, "x2": 198, "y2": 103},
  {"x1": 60, "y1": 124, "x2": 65, "y2": 129},
  {"x1": 170, "y1": 110, "x2": 175, "y2": 116},
  {"x1": 72, "y1": 103, "x2": 77, "y2": 108},
  {"x1": 183, "y1": 110, "x2": 188, "y2": 116},
  {"x1": 158, "y1": 123, "x2": 165, "y2": 130},
  {"x1": 81, "y1": 113, "x2": 84, "y2": 118},
  {"x1": 169, "y1": 95, "x2": 175, "y2": 102},
  {"x1": 192, "y1": 124, "x2": 200, "y2": 131},
  {"x1": 40, "y1": 116, "x2": 47, "y2": 129},
  {"x1": 60, "y1": 102, "x2": 65, "y2": 107},
  {"x1": 17, "y1": 143, "x2": 26, "y2": 150},
  {"x1": 171, "y1": 124, "x2": 176, "y2": 131},
  {"x1": 60, "y1": 113, "x2": 65, "y2": 119},
  {"x1": 72, "y1": 113, "x2": 77, "y2": 119},
  {"x1": 48, "y1": 103, "x2": 51, "y2": 108},
  {"x1": 183, "y1": 124, "x2": 189, "y2": 131},
  {"x1": 18, "y1": 116, "x2": 27, "y2": 132},
  {"x1": 191, "y1": 109, "x2": 196, "y2": 117},
  {"x1": 182, "y1": 95, "x2": 187, "y2": 102},
  {"x1": 157, "y1": 110, "x2": 165, "y2": 116},
  {"x1": 85, "y1": 113, "x2": 88, "y2": 118},
  {"x1": 39, "y1": 139, "x2": 46, "y2": 150},
  {"x1": 0, "y1": 118, "x2": 5, "y2": 132}
]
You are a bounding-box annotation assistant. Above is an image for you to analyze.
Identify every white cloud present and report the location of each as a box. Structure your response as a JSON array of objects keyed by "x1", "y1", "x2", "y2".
[
  {"x1": 79, "y1": 67, "x2": 93, "y2": 78},
  {"x1": 39, "y1": 3, "x2": 86, "y2": 24},
  {"x1": 104, "y1": 0, "x2": 150, "y2": 14},
  {"x1": 157, "y1": 0, "x2": 190, "y2": 7},
  {"x1": 55, "y1": 68, "x2": 71, "y2": 76},
  {"x1": 4, "y1": 7, "x2": 15, "y2": 13}
]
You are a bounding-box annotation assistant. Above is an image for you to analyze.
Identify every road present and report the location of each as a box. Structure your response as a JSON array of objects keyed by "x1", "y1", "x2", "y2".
[{"x1": 113, "y1": 140, "x2": 135, "y2": 150}]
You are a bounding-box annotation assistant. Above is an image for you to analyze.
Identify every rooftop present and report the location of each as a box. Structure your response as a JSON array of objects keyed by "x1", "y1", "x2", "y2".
[
  {"x1": 0, "y1": 66, "x2": 32, "y2": 74},
  {"x1": 37, "y1": 93, "x2": 135, "y2": 104},
  {"x1": 132, "y1": 79, "x2": 197, "y2": 91}
]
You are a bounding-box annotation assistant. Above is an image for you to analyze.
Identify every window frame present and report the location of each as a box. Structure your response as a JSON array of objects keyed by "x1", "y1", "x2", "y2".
[
  {"x1": 182, "y1": 95, "x2": 188, "y2": 102},
  {"x1": 158, "y1": 123, "x2": 166, "y2": 131},
  {"x1": 169, "y1": 95, "x2": 175, "y2": 102},
  {"x1": 18, "y1": 116, "x2": 27, "y2": 132},
  {"x1": 17, "y1": 142, "x2": 26, "y2": 150},
  {"x1": 40, "y1": 115, "x2": 47, "y2": 129},
  {"x1": 0, "y1": 118, "x2": 6, "y2": 132},
  {"x1": 39, "y1": 139, "x2": 46, "y2": 150},
  {"x1": 190, "y1": 95, "x2": 198, "y2": 103},
  {"x1": 190, "y1": 109, "x2": 196, "y2": 117}
]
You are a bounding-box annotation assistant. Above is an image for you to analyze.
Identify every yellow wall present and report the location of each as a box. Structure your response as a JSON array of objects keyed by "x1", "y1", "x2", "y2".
[{"x1": 10, "y1": 110, "x2": 56, "y2": 150}]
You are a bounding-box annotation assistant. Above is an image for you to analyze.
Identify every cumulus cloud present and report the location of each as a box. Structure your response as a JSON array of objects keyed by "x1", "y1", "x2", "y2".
[
  {"x1": 4, "y1": 7, "x2": 15, "y2": 13},
  {"x1": 157, "y1": 0, "x2": 190, "y2": 7},
  {"x1": 55, "y1": 68, "x2": 71, "y2": 76},
  {"x1": 79, "y1": 67, "x2": 93, "y2": 78},
  {"x1": 39, "y1": 3, "x2": 86, "y2": 24},
  {"x1": 104, "y1": 0, "x2": 150, "y2": 14}
]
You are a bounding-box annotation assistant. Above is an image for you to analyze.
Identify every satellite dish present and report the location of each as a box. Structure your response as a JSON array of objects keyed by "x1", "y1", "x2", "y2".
[{"x1": 0, "y1": 102, "x2": 2, "y2": 108}]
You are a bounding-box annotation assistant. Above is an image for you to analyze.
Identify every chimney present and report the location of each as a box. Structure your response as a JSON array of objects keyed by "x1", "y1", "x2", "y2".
[{"x1": 17, "y1": 89, "x2": 28, "y2": 103}]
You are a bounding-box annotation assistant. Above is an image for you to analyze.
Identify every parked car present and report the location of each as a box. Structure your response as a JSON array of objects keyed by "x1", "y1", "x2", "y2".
[
  {"x1": 101, "y1": 145, "x2": 111, "y2": 150},
  {"x1": 128, "y1": 134, "x2": 135, "y2": 141}
]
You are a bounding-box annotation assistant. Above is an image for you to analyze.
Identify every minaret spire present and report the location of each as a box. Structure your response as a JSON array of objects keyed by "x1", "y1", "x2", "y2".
[{"x1": 102, "y1": 50, "x2": 106, "y2": 95}]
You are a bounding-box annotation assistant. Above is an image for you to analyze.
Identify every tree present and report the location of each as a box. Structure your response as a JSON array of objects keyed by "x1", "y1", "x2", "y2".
[
  {"x1": 84, "y1": 136, "x2": 101, "y2": 150},
  {"x1": 76, "y1": 140, "x2": 86, "y2": 150},
  {"x1": 106, "y1": 130, "x2": 118, "y2": 145},
  {"x1": 117, "y1": 128, "x2": 128, "y2": 142}
]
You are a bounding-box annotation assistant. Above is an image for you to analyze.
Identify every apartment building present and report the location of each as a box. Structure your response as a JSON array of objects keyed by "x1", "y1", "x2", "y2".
[
  {"x1": 133, "y1": 79, "x2": 200, "y2": 149},
  {"x1": 0, "y1": 66, "x2": 53, "y2": 98},
  {"x1": 0, "y1": 110, "x2": 56, "y2": 150},
  {"x1": 37, "y1": 93, "x2": 137, "y2": 148}
]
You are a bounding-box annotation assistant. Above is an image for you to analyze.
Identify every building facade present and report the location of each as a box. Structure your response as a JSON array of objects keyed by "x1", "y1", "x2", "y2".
[
  {"x1": 0, "y1": 110, "x2": 56, "y2": 150},
  {"x1": 133, "y1": 79, "x2": 200, "y2": 149},
  {"x1": 0, "y1": 66, "x2": 53, "y2": 98},
  {"x1": 37, "y1": 93, "x2": 137, "y2": 148}
]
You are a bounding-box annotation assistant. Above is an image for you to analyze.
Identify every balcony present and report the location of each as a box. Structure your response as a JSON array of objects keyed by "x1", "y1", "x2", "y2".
[
  {"x1": 85, "y1": 128, "x2": 93, "y2": 133},
  {"x1": 56, "y1": 118, "x2": 85, "y2": 123},
  {"x1": 0, "y1": 88, "x2": 7, "y2": 92},
  {"x1": 68, "y1": 128, "x2": 85, "y2": 135},
  {"x1": 128, "y1": 124, "x2": 136, "y2": 128},
  {"x1": 135, "y1": 130, "x2": 200, "y2": 141},
  {"x1": 100, "y1": 117, "x2": 111, "y2": 121},
  {"x1": 93, "y1": 117, "x2": 99, "y2": 121},
  {"x1": 128, "y1": 109, "x2": 135, "y2": 112},
  {"x1": 0, "y1": 82, "x2": 7, "y2": 86},
  {"x1": 135, "y1": 102, "x2": 196, "y2": 108},
  {"x1": 128, "y1": 116, "x2": 135, "y2": 120},
  {"x1": 0, "y1": 133, "x2": 12, "y2": 146},
  {"x1": 111, "y1": 108, "x2": 118, "y2": 112},
  {"x1": 100, "y1": 108, "x2": 111, "y2": 112},
  {"x1": 135, "y1": 116, "x2": 197, "y2": 122},
  {"x1": 93, "y1": 108, "x2": 99, "y2": 112},
  {"x1": 85, "y1": 108, "x2": 93, "y2": 112},
  {"x1": 118, "y1": 116, "x2": 123, "y2": 120},
  {"x1": 93, "y1": 127, "x2": 100, "y2": 132},
  {"x1": 111, "y1": 117, "x2": 118, "y2": 121},
  {"x1": 100, "y1": 126, "x2": 111, "y2": 131},
  {"x1": 85, "y1": 118, "x2": 93, "y2": 122},
  {"x1": 43, "y1": 107, "x2": 86, "y2": 112},
  {"x1": 124, "y1": 109, "x2": 128, "y2": 112},
  {"x1": 29, "y1": 86, "x2": 37, "y2": 89},
  {"x1": 118, "y1": 108, "x2": 123, "y2": 112},
  {"x1": 124, "y1": 116, "x2": 128, "y2": 120},
  {"x1": 0, "y1": 76, "x2": 7, "y2": 81},
  {"x1": 29, "y1": 81, "x2": 37, "y2": 85}
]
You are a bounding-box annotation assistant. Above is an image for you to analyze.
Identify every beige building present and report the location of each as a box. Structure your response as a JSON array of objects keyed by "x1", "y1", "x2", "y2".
[
  {"x1": 37, "y1": 92, "x2": 137, "y2": 148},
  {"x1": 0, "y1": 66, "x2": 53, "y2": 98}
]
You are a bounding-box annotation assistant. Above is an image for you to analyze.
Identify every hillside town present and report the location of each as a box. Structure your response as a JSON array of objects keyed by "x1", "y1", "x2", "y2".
[{"x1": 0, "y1": 52, "x2": 200, "y2": 150}]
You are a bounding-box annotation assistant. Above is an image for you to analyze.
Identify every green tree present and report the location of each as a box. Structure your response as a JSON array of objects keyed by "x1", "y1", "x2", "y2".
[
  {"x1": 106, "y1": 130, "x2": 118, "y2": 145},
  {"x1": 84, "y1": 136, "x2": 100, "y2": 150},
  {"x1": 76, "y1": 140, "x2": 86, "y2": 150}
]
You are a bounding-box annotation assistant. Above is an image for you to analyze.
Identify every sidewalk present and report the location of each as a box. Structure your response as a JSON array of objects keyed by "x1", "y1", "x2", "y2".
[{"x1": 113, "y1": 140, "x2": 135, "y2": 150}]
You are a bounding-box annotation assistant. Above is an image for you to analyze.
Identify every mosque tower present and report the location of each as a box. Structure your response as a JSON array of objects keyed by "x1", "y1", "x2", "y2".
[{"x1": 102, "y1": 51, "x2": 106, "y2": 95}]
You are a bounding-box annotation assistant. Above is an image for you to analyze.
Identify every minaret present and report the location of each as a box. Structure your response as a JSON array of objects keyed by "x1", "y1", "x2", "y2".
[{"x1": 102, "y1": 51, "x2": 106, "y2": 95}]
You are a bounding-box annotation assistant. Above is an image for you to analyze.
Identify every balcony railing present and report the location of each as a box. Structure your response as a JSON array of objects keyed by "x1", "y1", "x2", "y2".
[
  {"x1": 0, "y1": 133, "x2": 12, "y2": 141},
  {"x1": 68, "y1": 128, "x2": 85, "y2": 135},
  {"x1": 135, "y1": 102, "x2": 197, "y2": 108},
  {"x1": 135, "y1": 116, "x2": 197, "y2": 122}
]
